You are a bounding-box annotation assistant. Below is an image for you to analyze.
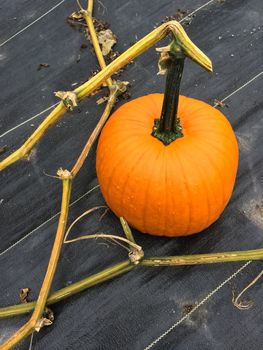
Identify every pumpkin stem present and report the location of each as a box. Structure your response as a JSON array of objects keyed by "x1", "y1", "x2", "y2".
[{"x1": 152, "y1": 43, "x2": 185, "y2": 145}]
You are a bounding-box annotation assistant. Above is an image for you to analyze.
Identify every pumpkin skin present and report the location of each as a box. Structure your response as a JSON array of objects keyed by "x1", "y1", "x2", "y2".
[{"x1": 96, "y1": 94, "x2": 238, "y2": 237}]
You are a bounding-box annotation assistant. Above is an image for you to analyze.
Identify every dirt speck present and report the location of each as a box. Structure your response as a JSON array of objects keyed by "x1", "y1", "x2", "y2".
[
  {"x1": 159, "y1": 9, "x2": 195, "y2": 26},
  {"x1": 183, "y1": 304, "x2": 194, "y2": 315},
  {"x1": 37, "y1": 63, "x2": 50, "y2": 71},
  {"x1": 0, "y1": 145, "x2": 7, "y2": 155}
]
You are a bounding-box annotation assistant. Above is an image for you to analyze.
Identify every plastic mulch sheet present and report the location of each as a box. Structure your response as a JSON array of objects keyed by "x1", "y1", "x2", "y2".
[{"x1": 0, "y1": 0, "x2": 262, "y2": 349}]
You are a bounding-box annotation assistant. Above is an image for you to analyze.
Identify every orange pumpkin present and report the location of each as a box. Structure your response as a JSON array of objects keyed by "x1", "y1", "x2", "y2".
[
  {"x1": 96, "y1": 46, "x2": 238, "y2": 237},
  {"x1": 96, "y1": 93, "x2": 238, "y2": 236}
]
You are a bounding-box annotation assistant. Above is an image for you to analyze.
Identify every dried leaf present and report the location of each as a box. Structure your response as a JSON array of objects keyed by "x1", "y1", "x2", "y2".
[
  {"x1": 35, "y1": 318, "x2": 53, "y2": 332},
  {"x1": 37, "y1": 63, "x2": 50, "y2": 71},
  {"x1": 107, "y1": 50, "x2": 120, "y2": 62},
  {"x1": 98, "y1": 29, "x2": 117, "y2": 56},
  {"x1": 34, "y1": 306, "x2": 54, "y2": 332},
  {"x1": 44, "y1": 307, "x2": 55, "y2": 322},
  {"x1": 93, "y1": 18, "x2": 110, "y2": 32},
  {"x1": 68, "y1": 11, "x2": 85, "y2": 22},
  {"x1": 156, "y1": 46, "x2": 172, "y2": 75},
  {"x1": 54, "y1": 91, "x2": 78, "y2": 111},
  {"x1": 19, "y1": 288, "x2": 30, "y2": 304}
]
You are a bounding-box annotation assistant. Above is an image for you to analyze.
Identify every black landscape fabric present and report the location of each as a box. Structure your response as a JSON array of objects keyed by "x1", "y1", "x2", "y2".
[{"x1": 0, "y1": 0, "x2": 263, "y2": 349}]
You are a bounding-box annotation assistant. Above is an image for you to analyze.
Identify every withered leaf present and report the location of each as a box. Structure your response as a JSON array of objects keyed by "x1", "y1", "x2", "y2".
[
  {"x1": 19, "y1": 288, "x2": 30, "y2": 304},
  {"x1": 44, "y1": 307, "x2": 55, "y2": 322},
  {"x1": 68, "y1": 11, "x2": 85, "y2": 22},
  {"x1": 156, "y1": 46, "x2": 172, "y2": 75},
  {"x1": 98, "y1": 29, "x2": 117, "y2": 56},
  {"x1": 35, "y1": 318, "x2": 53, "y2": 332}
]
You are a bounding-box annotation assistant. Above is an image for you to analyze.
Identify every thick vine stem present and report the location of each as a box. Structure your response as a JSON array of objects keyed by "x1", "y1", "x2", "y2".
[
  {"x1": 141, "y1": 249, "x2": 263, "y2": 266},
  {"x1": 0, "y1": 20, "x2": 211, "y2": 171},
  {"x1": 0, "y1": 103, "x2": 66, "y2": 171},
  {"x1": 2, "y1": 246, "x2": 263, "y2": 319},
  {"x1": 0, "y1": 260, "x2": 133, "y2": 319},
  {"x1": 0, "y1": 170, "x2": 72, "y2": 349},
  {"x1": 75, "y1": 20, "x2": 212, "y2": 100},
  {"x1": 0, "y1": 2, "x2": 125, "y2": 346}
]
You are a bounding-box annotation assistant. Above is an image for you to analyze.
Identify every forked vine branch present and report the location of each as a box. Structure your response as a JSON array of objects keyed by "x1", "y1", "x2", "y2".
[{"x1": 1, "y1": 1, "x2": 262, "y2": 348}]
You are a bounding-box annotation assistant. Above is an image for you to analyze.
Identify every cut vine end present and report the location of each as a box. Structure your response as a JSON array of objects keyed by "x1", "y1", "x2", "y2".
[{"x1": 166, "y1": 21, "x2": 213, "y2": 72}]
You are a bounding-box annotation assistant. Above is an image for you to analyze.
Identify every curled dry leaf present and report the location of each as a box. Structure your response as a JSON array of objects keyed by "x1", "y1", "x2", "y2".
[
  {"x1": 44, "y1": 307, "x2": 55, "y2": 322},
  {"x1": 54, "y1": 91, "x2": 78, "y2": 111},
  {"x1": 35, "y1": 318, "x2": 53, "y2": 332},
  {"x1": 68, "y1": 11, "x2": 85, "y2": 22},
  {"x1": 156, "y1": 45, "x2": 172, "y2": 75},
  {"x1": 34, "y1": 307, "x2": 55, "y2": 332},
  {"x1": 98, "y1": 29, "x2": 117, "y2": 56},
  {"x1": 19, "y1": 288, "x2": 30, "y2": 304}
]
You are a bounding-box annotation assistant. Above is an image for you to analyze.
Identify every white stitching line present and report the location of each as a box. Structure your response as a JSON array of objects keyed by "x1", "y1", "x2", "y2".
[
  {"x1": 143, "y1": 69, "x2": 263, "y2": 350},
  {"x1": 0, "y1": 0, "x2": 216, "y2": 256},
  {"x1": 1, "y1": 68, "x2": 262, "y2": 261},
  {"x1": 0, "y1": 0, "x2": 215, "y2": 140},
  {"x1": 0, "y1": 103, "x2": 58, "y2": 139},
  {"x1": 0, "y1": 48, "x2": 262, "y2": 261},
  {"x1": 0, "y1": 184, "x2": 100, "y2": 258},
  {"x1": 0, "y1": 0, "x2": 68, "y2": 48},
  {"x1": 0, "y1": 0, "x2": 259, "y2": 344},
  {"x1": 143, "y1": 261, "x2": 252, "y2": 350},
  {"x1": 179, "y1": 0, "x2": 215, "y2": 20},
  {"x1": 221, "y1": 71, "x2": 263, "y2": 102}
]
